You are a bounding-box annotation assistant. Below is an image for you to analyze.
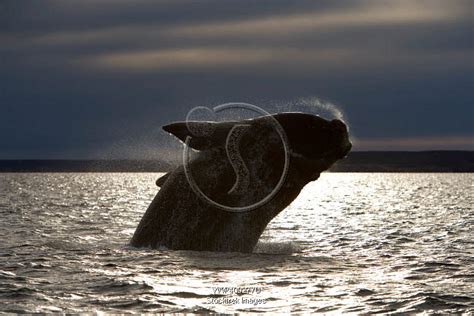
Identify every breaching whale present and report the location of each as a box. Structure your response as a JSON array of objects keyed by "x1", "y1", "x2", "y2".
[{"x1": 131, "y1": 112, "x2": 351, "y2": 252}]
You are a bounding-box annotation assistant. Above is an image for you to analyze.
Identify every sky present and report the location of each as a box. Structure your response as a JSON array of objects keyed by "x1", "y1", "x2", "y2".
[{"x1": 1, "y1": 0, "x2": 473, "y2": 159}]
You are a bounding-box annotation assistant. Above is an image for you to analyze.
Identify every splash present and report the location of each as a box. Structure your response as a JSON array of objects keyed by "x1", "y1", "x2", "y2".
[
  {"x1": 272, "y1": 96, "x2": 348, "y2": 126},
  {"x1": 299, "y1": 97, "x2": 345, "y2": 121},
  {"x1": 253, "y1": 241, "x2": 303, "y2": 254}
]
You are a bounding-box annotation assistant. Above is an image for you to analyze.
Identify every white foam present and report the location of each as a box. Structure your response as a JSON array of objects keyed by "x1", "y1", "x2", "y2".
[{"x1": 253, "y1": 241, "x2": 303, "y2": 255}]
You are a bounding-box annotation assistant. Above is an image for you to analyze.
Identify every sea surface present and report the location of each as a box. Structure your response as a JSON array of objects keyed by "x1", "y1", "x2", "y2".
[{"x1": 0, "y1": 173, "x2": 472, "y2": 314}]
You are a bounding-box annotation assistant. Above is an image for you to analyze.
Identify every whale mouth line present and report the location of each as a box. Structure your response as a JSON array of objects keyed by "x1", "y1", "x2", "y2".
[
  {"x1": 339, "y1": 141, "x2": 352, "y2": 159},
  {"x1": 290, "y1": 143, "x2": 351, "y2": 181},
  {"x1": 290, "y1": 140, "x2": 352, "y2": 161}
]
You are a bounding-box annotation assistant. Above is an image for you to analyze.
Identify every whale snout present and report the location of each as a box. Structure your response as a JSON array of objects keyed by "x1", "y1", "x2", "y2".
[
  {"x1": 329, "y1": 119, "x2": 352, "y2": 159},
  {"x1": 330, "y1": 119, "x2": 347, "y2": 132}
]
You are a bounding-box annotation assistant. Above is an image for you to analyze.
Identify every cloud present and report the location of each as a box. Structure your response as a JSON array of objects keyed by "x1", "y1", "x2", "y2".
[
  {"x1": 76, "y1": 46, "x2": 470, "y2": 74},
  {"x1": 12, "y1": 0, "x2": 466, "y2": 51},
  {"x1": 166, "y1": 1, "x2": 460, "y2": 39},
  {"x1": 4, "y1": 0, "x2": 467, "y2": 76},
  {"x1": 79, "y1": 47, "x2": 351, "y2": 71},
  {"x1": 0, "y1": 0, "x2": 472, "y2": 157}
]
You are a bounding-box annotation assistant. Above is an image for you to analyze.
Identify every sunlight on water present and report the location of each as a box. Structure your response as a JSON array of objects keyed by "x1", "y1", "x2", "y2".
[{"x1": 0, "y1": 173, "x2": 472, "y2": 313}]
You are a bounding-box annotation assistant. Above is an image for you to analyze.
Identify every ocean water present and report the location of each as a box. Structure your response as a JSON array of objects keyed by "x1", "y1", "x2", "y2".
[{"x1": 0, "y1": 173, "x2": 472, "y2": 314}]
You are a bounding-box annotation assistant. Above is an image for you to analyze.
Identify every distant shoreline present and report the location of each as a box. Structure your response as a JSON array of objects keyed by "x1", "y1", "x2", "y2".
[{"x1": 0, "y1": 151, "x2": 472, "y2": 173}]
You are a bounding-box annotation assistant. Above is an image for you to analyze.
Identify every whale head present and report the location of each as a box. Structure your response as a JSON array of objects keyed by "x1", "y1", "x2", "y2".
[
  {"x1": 272, "y1": 112, "x2": 352, "y2": 181},
  {"x1": 162, "y1": 112, "x2": 351, "y2": 186}
]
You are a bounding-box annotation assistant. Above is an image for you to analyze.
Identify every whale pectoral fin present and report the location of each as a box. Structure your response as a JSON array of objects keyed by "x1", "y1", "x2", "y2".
[
  {"x1": 156, "y1": 172, "x2": 171, "y2": 187},
  {"x1": 163, "y1": 121, "x2": 236, "y2": 150}
]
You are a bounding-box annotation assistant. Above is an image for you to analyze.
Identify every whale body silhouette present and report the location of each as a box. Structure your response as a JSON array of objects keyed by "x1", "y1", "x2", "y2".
[{"x1": 131, "y1": 112, "x2": 351, "y2": 252}]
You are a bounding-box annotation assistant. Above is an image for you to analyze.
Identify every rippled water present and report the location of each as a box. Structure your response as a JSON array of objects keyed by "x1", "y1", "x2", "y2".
[{"x1": 0, "y1": 173, "x2": 472, "y2": 313}]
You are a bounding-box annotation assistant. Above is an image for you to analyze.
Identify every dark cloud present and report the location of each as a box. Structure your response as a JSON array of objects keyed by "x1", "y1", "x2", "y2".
[
  {"x1": 0, "y1": 0, "x2": 472, "y2": 158},
  {"x1": 1, "y1": 0, "x2": 360, "y2": 33}
]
